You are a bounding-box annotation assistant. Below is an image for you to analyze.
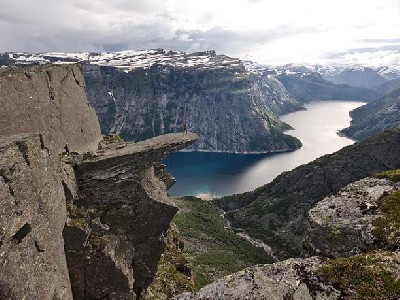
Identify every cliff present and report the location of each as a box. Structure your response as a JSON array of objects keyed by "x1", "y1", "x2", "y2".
[
  {"x1": 0, "y1": 64, "x2": 102, "y2": 153},
  {"x1": 0, "y1": 133, "x2": 73, "y2": 299},
  {"x1": 83, "y1": 63, "x2": 301, "y2": 153},
  {"x1": 215, "y1": 129, "x2": 400, "y2": 258},
  {"x1": 0, "y1": 64, "x2": 199, "y2": 299},
  {"x1": 64, "y1": 132, "x2": 198, "y2": 298}
]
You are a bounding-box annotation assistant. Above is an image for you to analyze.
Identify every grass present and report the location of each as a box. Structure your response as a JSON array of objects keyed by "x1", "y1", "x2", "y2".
[
  {"x1": 102, "y1": 134, "x2": 124, "y2": 143},
  {"x1": 374, "y1": 169, "x2": 400, "y2": 182},
  {"x1": 227, "y1": 214, "x2": 301, "y2": 258},
  {"x1": 172, "y1": 196, "x2": 275, "y2": 290},
  {"x1": 317, "y1": 251, "x2": 400, "y2": 300},
  {"x1": 373, "y1": 189, "x2": 400, "y2": 246},
  {"x1": 146, "y1": 225, "x2": 195, "y2": 299}
]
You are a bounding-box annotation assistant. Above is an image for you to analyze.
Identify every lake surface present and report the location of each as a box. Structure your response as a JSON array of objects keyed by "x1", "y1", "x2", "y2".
[{"x1": 163, "y1": 101, "x2": 365, "y2": 198}]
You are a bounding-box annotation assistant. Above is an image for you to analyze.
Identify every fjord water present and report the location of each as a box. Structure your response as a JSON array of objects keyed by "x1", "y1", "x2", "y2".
[{"x1": 163, "y1": 101, "x2": 365, "y2": 198}]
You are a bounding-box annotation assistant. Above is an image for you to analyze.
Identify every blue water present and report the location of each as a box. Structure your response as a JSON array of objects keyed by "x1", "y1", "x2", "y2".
[{"x1": 163, "y1": 101, "x2": 365, "y2": 198}]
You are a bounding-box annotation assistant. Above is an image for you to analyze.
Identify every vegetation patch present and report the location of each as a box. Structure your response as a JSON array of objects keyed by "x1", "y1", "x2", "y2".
[
  {"x1": 172, "y1": 196, "x2": 275, "y2": 290},
  {"x1": 102, "y1": 134, "x2": 124, "y2": 143},
  {"x1": 317, "y1": 251, "x2": 400, "y2": 300},
  {"x1": 373, "y1": 189, "x2": 400, "y2": 246},
  {"x1": 145, "y1": 224, "x2": 194, "y2": 299},
  {"x1": 227, "y1": 213, "x2": 301, "y2": 258},
  {"x1": 374, "y1": 169, "x2": 400, "y2": 182}
]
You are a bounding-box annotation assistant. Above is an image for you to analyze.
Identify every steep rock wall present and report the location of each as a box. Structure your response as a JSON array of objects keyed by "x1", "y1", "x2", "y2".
[
  {"x1": 64, "y1": 133, "x2": 198, "y2": 299},
  {"x1": 0, "y1": 134, "x2": 73, "y2": 299},
  {"x1": 0, "y1": 64, "x2": 102, "y2": 153},
  {"x1": 84, "y1": 64, "x2": 301, "y2": 153}
]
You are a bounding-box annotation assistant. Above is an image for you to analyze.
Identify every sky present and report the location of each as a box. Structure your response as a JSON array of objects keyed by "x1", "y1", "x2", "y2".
[{"x1": 0, "y1": 0, "x2": 399, "y2": 65}]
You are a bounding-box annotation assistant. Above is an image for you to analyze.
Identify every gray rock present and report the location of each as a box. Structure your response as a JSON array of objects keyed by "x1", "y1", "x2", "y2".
[
  {"x1": 0, "y1": 64, "x2": 102, "y2": 153},
  {"x1": 173, "y1": 257, "x2": 340, "y2": 300},
  {"x1": 0, "y1": 64, "x2": 198, "y2": 299},
  {"x1": 306, "y1": 177, "x2": 400, "y2": 258},
  {"x1": 65, "y1": 133, "x2": 198, "y2": 298},
  {"x1": 0, "y1": 134, "x2": 73, "y2": 299}
]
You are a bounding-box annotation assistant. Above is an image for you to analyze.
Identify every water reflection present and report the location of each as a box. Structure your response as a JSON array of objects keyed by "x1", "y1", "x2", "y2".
[{"x1": 163, "y1": 101, "x2": 365, "y2": 197}]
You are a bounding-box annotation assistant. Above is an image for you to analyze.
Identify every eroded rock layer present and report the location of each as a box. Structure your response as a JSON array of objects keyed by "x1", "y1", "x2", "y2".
[{"x1": 64, "y1": 133, "x2": 198, "y2": 299}]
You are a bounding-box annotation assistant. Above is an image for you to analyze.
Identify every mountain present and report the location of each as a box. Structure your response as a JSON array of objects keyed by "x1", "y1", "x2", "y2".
[
  {"x1": 341, "y1": 88, "x2": 400, "y2": 140},
  {"x1": 276, "y1": 71, "x2": 379, "y2": 102},
  {"x1": 311, "y1": 65, "x2": 400, "y2": 89},
  {"x1": 315, "y1": 65, "x2": 387, "y2": 88},
  {"x1": 2, "y1": 50, "x2": 303, "y2": 153},
  {"x1": 373, "y1": 77, "x2": 400, "y2": 95},
  {"x1": 3, "y1": 50, "x2": 389, "y2": 153},
  {"x1": 213, "y1": 129, "x2": 400, "y2": 259}
]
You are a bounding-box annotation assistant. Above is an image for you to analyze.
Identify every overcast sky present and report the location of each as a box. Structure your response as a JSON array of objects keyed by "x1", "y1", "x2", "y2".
[{"x1": 1, "y1": 0, "x2": 399, "y2": 65}]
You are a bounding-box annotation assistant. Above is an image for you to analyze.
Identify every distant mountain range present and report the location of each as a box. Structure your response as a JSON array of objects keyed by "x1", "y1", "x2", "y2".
[
  {"x1": 1, "y1": 50, "x2": 399, "y2": 152},
  {"x1": 274, "y1": 64, "x2": 400, "y2": 89}
]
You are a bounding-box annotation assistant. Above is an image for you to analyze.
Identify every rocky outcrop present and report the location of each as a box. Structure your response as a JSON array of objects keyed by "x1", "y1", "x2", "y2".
[
  {"x1": 174, "y1": 249, "x2": 400, "y2": 300},
  {"x1": 177, "y1": 171, "x2": 400, "y2": 300},
  {"x1": 0, "y1": 134, "x2": 73, "y2": 299},
  {"x1": 216, "y1": 129, "x2": 400, "y2": 258},
  {"x1": 0, "y1": 64, "x2": 199, "y2": 299},
  {"x1": 306, "y1": 177, "x2": 400, "y2": 258},
  {"x1": 64, "y1": 133, "x2": 198, "y2": 299},
  {"x1": 341, "y1": 88, "x2": 400, "y2": 140},
  {"x1": 0, "y1": 64, "x2": 102, "y2": 153},
  {"x1": 174, "y1": 257, "x2": 340, "y2": 300}
]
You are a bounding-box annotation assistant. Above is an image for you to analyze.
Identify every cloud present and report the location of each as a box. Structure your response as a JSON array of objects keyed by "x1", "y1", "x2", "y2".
[{"x1": 0, "y1": 0, "x2": 399, "y2": 65}]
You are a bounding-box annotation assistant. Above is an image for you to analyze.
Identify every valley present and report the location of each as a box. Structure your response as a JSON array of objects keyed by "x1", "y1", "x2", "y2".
[
  {"x1": 0, "y1": 50, "x2": 399, "y2": 299},
  {"x1": 164, "y1": 100, "x2": 365, "y2": 197}
]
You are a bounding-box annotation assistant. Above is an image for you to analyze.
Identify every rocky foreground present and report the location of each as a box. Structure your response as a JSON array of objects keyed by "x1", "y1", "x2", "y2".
[{"x1": 176, "y1": 171, "x2": 400, "y2": 299}]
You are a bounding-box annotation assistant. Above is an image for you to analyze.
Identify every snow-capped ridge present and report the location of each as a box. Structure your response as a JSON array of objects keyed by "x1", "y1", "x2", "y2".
[{"x1": 6, "y1": 49, "x2": 242, "y2": 72}]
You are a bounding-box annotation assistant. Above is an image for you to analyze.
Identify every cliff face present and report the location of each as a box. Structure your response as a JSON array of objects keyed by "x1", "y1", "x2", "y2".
[
  {"x1": 0, "y1": 134, "x2": 73, "y2": 299},
  {"x1": 0, "y1": 65, "x2": 102, "y2": 153},
  {"x1": 0, "y1": 64, "x2": 199, "y2": 299},
  {"x1": 215, "y1": 129, "x2": 400, "y2": 258},
  {"x1": 0, "y1": 64, "x2": 102, "y2": 299},
  {"x1": 84, "y1": 64, "x2": 301, "y2": 153},
  {"x1": 65, "y1": 133, "x2": 198, "y2": 299}
]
